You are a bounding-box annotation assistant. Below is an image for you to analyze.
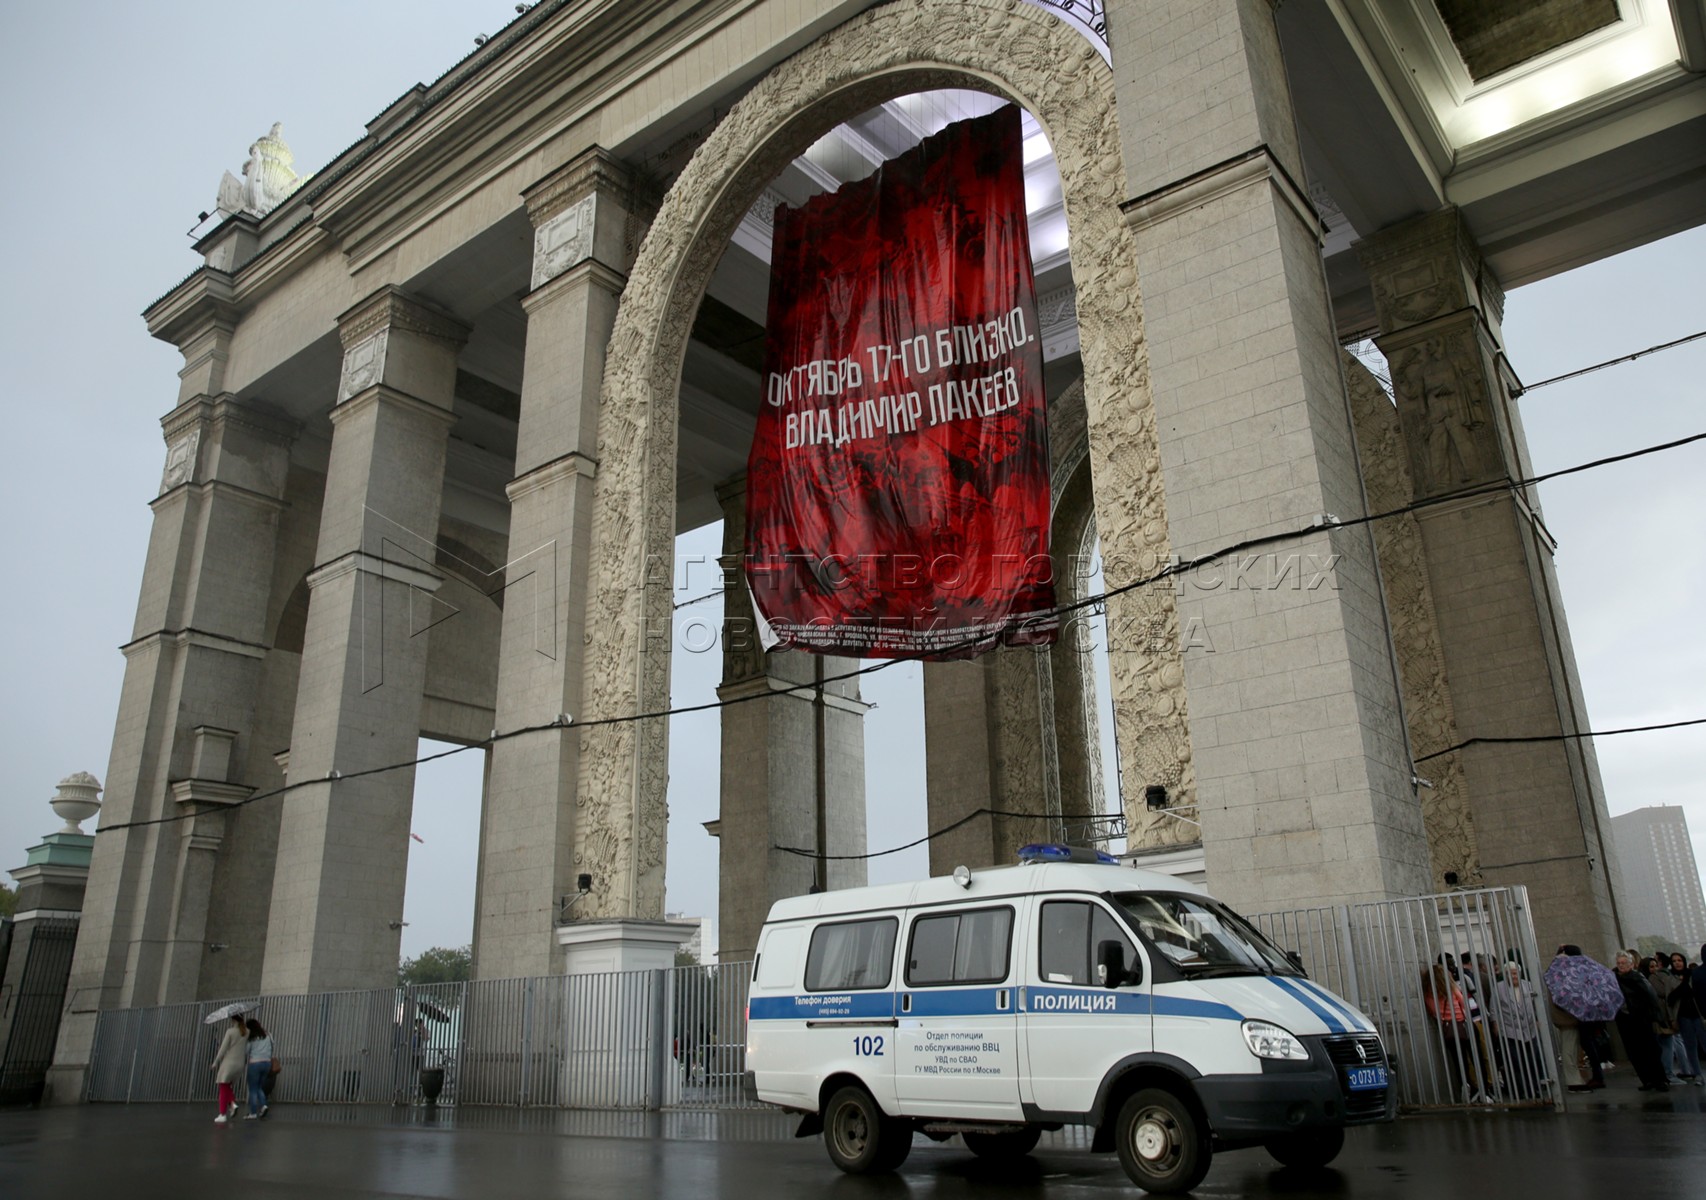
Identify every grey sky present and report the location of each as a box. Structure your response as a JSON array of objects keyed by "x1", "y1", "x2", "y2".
[{"x1": 2, "y1": 2, "x2": 1701, "y2": 961}]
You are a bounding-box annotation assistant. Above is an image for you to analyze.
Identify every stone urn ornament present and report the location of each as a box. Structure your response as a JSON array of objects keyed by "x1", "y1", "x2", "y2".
[{"x1": 51, "y1": 772, "x2": 103, "y2": 833}]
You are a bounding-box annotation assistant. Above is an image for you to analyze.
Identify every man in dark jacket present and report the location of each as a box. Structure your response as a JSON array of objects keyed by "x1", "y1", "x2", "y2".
[{"x1": 1614, "y1": 952, "x2": 1669, "y2": 1091}]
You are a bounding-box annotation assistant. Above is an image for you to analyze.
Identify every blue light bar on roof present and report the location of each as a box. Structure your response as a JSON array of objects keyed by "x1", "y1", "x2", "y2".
[{"x1": 1017, "y1": 843, "x2": 1118, "y2": 865}]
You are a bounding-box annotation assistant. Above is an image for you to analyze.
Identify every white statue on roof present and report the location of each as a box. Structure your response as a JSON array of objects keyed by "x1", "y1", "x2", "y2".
[{"x1": 215, "y1": 122, "x2": 305, "y2": 219}]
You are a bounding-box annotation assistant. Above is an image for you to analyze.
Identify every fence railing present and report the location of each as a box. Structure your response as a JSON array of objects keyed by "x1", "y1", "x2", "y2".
[
  {"x1": 87, "y1": 888, "x2": 1559, "y2": 1115},
  {"x1": 87, "y1": 964, "x2": 757, "y2": 1111},
  {"x1": 1251, "y1": 886, "x2": 1561, "y2": 1111}
]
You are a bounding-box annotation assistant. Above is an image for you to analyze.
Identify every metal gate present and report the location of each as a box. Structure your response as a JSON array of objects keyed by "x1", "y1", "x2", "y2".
[
  {"x1": 1251, "y1": 886, "x2": 1560, "y2": 1110},
  {"x1": 85, "y1": 962, "x2": 759, "y2": 1111},
  {"x1": 0, "y1": 916, "x2": 81, "y2": 1105}
]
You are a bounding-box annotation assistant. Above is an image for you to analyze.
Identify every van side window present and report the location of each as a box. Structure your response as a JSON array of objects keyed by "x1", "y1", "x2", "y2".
[
  {"x1": 805, "y1": 918, "x2": 898, "y2": 991},
  {"x1": 1038, "y1": 901, "x2": 1136, "y2": 985},
  {"x1": 906, "y1": 907, "x2": 1013, "y2": 987}
]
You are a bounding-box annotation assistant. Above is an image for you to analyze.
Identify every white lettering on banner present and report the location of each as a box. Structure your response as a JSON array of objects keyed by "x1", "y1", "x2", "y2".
[
  {"x1": 771, "y1": 309, "x2": 1034, "y2": 440},
  {"x1": 1030, "y1": 992, "x2": 1119, "y2": 1013}
]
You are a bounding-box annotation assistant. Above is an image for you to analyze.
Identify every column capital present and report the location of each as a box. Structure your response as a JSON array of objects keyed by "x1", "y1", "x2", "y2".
[
  {"x1": 1355, "y1": 206, "x2": 1506, "y2": 335},
  {"x1": 336, "y1": 285, "x2": 470, "y2": 351},
  {"x1": 523, "y1": 146, "x2": 658, "y2": 290}
]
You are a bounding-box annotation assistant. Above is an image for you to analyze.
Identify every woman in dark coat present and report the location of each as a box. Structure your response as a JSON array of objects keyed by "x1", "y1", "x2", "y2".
[{"x1": 1613, "y1": 952, "x2": 1668, "y2": 1091}]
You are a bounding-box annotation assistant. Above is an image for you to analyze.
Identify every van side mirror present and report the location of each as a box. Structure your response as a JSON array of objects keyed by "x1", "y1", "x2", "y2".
[
  {"x1": 1096, "y1": 940, "x2": 1137, "y2": 989},
  {"x1": 1286, "y1": 950, "x2": 1305, "y2": 973}
]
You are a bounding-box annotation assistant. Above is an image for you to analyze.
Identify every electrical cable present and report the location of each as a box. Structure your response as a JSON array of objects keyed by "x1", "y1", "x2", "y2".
[
  {"x1": 1518, "y1": 328, "x2": 1706, "y2": 393},
  {"x1": 95, "y1": 426, "x2": 1706, "y2": 837},
  {"x1": 1413, "y1": 717, "x2": 1706, "y2": 764}
]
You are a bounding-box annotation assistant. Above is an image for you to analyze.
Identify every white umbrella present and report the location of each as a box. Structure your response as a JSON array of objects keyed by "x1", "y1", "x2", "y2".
[{"x1": 203, "y1": 1000, "x2": 258, "y2": 1026}]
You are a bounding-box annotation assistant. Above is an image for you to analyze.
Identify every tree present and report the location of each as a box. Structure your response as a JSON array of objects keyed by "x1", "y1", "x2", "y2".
[
  {"x1": 1636, "y1": 934, "x2": 1684, "y2": 961},
  {"x1": 0, "y1": 882, "x2": 15, "y2": 918},
  {"x1": 398, "y1": 944, "x2": 472, "y2": 986}
]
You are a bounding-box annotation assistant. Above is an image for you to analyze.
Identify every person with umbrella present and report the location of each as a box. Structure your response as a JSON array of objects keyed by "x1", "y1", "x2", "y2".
[
  {"x1": 210, "y1": 1012, "x2": 247, "y2": 1123},
  {"x1": 1545, "y1": 945, "x2": 1620, "y2": 1093}
]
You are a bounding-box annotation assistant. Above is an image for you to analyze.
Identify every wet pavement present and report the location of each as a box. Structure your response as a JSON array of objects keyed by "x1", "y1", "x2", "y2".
[{"x1": 2, "y1": 1073, "x2": 1700, "y2": 1199}]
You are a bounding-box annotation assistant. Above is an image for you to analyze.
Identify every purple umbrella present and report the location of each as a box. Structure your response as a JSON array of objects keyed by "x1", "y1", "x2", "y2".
[{"x1": 1544, "y1": 954, "x2": 1622, "y2": 1022}]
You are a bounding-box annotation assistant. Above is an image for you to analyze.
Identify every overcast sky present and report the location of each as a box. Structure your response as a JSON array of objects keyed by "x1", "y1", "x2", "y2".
[{"x1": 2, "y1": 2, "x2": 1701, "y2": 962}]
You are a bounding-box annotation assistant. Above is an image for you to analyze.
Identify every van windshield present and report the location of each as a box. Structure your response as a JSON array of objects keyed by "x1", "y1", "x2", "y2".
[{"x1": 1110, "y1": 892, "x2": 1299, "y2": 977}]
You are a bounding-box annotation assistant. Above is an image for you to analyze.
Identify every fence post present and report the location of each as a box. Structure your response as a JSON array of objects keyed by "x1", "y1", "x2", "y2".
[
  {"x1": 1334, "y1": 905, "x2": 1361, "y2": 1009},
  {"x1": 519, "y1": 977, "x2": 535, "y2": 1107},
  {"x1": 648, "y1": 969, "x2": 669, "y2": 1110}
]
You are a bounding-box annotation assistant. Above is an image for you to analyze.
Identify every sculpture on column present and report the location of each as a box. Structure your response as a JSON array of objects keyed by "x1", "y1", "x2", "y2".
[{"x1": 215, "y1": 123, "x2": 305, "y2": 219}]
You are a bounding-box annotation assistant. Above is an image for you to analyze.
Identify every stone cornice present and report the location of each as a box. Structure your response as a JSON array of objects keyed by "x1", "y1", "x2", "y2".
[
  {"x1": 150, "y1": 477, "x2": 290, "y2": 515},
  {"x1": 506, "y1": 451, "x2": 598, "y2": 502},
  {"x1": 120, "y1": 628, "x2": 270, "y2": 661},
  {"x1": 169, "y1": 779, "x2": 256, "y2": 808},
  {"x1": 1121, "y1": 144, "x2": 1323, "y2": 243},
  {"x1": 160, "y1": 394, "x2": 301, "y2": 446},
  {"x1": 306, "y1": 550, "x2": 445, "y2": 593},
  {"x1": 142, "y1": 267, "x2": 240, "y2": 348},
  {"x1": 524, "y1": 146, "x2": 641, "y2": 227},
  {"x1": 521, "y1": 256, "x2": 629, "y2": 311},
  {"x1": 330, "y1": 382, "x2": 461, "y2": 428},
  {"x1": 337, "y1": 285, "x2": 470, "y2": 349},
  {"x1": 714, "y1": 673, "x2": 871, "y2": 715}
]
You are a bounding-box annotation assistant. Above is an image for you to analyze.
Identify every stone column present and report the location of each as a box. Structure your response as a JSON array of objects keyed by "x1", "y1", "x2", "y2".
[
  {"x1": 923, "y1": 651, "x2": 1058, "y2": 874},
  {"x1": 474, "y1": 150, "x2": 652, "y2": 979},
  {"x1": 260, "y1": 286, "x2": 467, "y2": 994},
  {"x1": 1357, "y1": 209, "x2": 1624, "y2": 953},
  {"x1": 49, "y1": 308, "x2": 295, "y2": 1097},
  {"x1": 714, "y1": 477, "x2": 868, "y2": 963},
  {"x1": 1107, "y1": 0, "x2": 1432, "y2": 909},
  {"x1": 0, "y1": 777, "x2": 98, "y2": 1083}
]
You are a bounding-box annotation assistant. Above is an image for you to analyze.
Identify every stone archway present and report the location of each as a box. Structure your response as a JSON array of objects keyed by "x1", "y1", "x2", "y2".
[{"x1": 577, "y1": 0, "x2": 1195, "y2": 915}]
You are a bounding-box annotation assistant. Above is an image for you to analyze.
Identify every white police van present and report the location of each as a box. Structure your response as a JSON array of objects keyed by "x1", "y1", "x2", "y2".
[{"x1": 745, "y1": 846, "x2": 1393, "y2": 1193}]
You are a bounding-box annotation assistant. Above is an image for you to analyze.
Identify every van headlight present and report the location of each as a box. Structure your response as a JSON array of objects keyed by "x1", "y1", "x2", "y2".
[{"x1": 1242, "y1": 1020, "x2": 1309, "y2": 1061}]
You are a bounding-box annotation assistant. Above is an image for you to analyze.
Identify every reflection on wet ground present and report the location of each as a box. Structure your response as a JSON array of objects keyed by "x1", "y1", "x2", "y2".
[{"x1": 2, "y1": 1075, "x2": 1699, "y2": 1200}]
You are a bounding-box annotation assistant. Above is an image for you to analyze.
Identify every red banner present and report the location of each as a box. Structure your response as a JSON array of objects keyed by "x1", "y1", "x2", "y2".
[{"x1": 746, "y1": 106, "x2": 1056, "y2": 659}]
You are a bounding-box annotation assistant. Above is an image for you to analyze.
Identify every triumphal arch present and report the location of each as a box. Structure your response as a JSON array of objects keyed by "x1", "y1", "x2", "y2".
[{"x1": 51, "y1": 0, "x2": 1706, "y2": 1097}]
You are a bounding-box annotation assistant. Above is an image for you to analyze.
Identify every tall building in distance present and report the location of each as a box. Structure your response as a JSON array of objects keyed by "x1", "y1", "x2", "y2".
[{"x1": 1612, "y1": 807, "x2": 1706, "y2": 949}]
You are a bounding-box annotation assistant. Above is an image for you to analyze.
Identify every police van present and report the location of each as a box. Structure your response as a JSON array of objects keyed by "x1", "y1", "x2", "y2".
[{"x1": 744, "y1": 846, "x2": 1393, "y2": 1193}]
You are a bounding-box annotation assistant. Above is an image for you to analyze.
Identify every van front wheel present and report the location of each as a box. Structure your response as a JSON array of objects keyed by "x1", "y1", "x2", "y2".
[
  {"x1": 823, "y1": 1086, "x2": 911, "y2": 1175},
  {"x1": 963, "y1": 1126, "x2": 1042, "y2": 1159},
  {"x1": 1264, "y1": 1126, "x2": 1344, "y2": 1169},
  {"x1": 1114, "y1": 1089, "x2": 1211, "y2": 1194}
]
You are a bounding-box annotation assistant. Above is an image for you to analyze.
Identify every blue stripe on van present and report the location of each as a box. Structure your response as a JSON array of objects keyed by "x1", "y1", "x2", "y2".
[
  {"x1": 1296, "y1": 978, "x2": 1371, "y2": 1032},
  {"x1": 1153, "y1": 993, "x2": 1243, "y2": 1022},
  {"x1": 1269, "y1": 976, "x2": 1345, "y2": 1033},
  {"x1": 749, "y1": 992, "x2": 895, "y2": 1021},
  {"x1": 904, "y1": 988, "x2": 1011, "y2": 1017}
]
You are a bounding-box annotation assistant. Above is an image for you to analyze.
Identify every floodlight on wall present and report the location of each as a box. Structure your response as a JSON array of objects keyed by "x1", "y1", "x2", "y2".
[
  {"x1": 388, "y1": 920, "x2": 409, "y2": 930},
  {"x1": 559, "y1": 874, "x2": 594, "y2": 922},
  {"x1": 1144, "y1": 785, "x2": 1168, "y2": 811},
  {"x1": 208, "y1": 943, "x2": 228, "y2": 953}
]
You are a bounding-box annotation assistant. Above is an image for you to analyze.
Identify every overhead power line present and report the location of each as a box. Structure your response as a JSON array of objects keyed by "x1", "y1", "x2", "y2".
[
  {"x1": 96, "y1": 426, "x2": 1706, "y2": 837},
  {"x1": 1519, "y1": 328, "x2": 1706, "y2": 393}
]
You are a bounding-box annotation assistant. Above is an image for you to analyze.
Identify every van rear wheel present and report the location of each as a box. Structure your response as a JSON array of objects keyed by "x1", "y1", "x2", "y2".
[
  {"x1": 1264, "y1": 1126, "x2": 1345, "y2": 1169},
  {"x1": 1114, "y1": 1088, "x2": 1211, "y2": 1194},
  {"x1": 823, "y1": 1086, "x2": 910, "y2": 1174},
  {"x1": 963, "y1": 1126, "x2": 1042, "y2": 1160}
]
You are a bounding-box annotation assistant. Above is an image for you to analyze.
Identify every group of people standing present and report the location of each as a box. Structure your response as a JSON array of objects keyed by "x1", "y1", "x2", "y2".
[
  {"x1": 1548, "y1": 943, "x2": 1705, "y2": 1094},
  {"x1": 1421, "y1": 952, "x2": 1548, "y2": 1102},
  {"x1": 210, "y1": 1016, "x2": 278, "y2": 1123}
]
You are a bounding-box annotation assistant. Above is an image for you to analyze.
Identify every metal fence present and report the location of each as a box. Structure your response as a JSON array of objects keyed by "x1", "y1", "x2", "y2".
[
  {"x1": 87, "y1": 964, "x2": 757, "y2": 1111},
  {"x1": 1252, "y1": 886, "x2": 1560, "y2": 1111}
]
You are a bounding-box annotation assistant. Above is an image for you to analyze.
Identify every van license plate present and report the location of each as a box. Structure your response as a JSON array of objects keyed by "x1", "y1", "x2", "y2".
[{"x1": 1345, "y1": 1065, "x2": 1387, "y2": 1091}]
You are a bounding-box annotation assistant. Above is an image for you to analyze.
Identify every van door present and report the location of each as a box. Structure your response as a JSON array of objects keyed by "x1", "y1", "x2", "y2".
[
  {"x1": 893, "y1": 904, "x2": 1023, "y2": 1119},
  {"x1": 1020, "y1": 897, "x2": 1152, "y2": 1116}
]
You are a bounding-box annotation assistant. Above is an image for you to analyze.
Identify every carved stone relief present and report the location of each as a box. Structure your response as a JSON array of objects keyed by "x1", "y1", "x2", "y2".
[
  {"x1": 1344, "y1": 353, "x2": 1479, "y2": 886},
  {"x1": 160, "y1": 427, "x2": 201, "y2": 494},
  {"x1": 1388, "y1": 327, "x2": 1500, "y2": 492},
  {"x1": 532, "y1": 194, "x2": 597, "y2": 290},
  {"x1": 337, "y1": 330, "x2": 389, "y2": 403},
  {"x1": 577, "y1": 0, "x2": 1193, "y2": 918}
]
